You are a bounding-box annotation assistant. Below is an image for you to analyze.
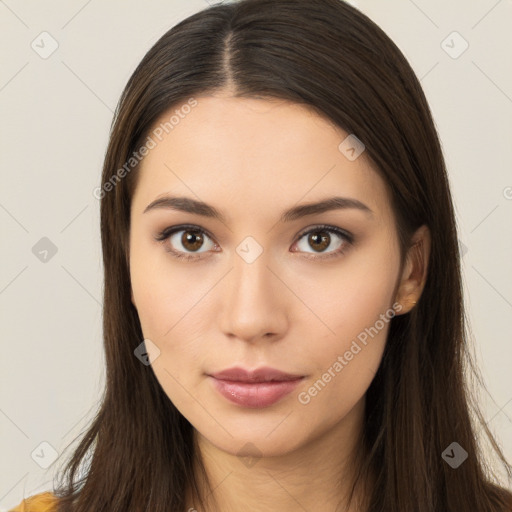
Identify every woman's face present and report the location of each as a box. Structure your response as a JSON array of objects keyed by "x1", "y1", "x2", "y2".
[{"x1": 129, "y1": 94, "x2": 405, "y2": 458}]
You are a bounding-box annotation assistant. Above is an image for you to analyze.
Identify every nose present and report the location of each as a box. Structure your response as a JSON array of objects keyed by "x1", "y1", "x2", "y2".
[{"x1": 218, "y1": 251, "x2": 289, "y2": 344}]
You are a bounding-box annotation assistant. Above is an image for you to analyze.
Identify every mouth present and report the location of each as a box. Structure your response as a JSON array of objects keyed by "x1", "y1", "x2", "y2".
[{"x1": 207, "y1": 366, "x2": 305, "y2": 408}]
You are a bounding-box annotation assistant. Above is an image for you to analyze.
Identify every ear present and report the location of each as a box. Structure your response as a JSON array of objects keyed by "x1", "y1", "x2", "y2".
[{"x1": 394, "y1": 224, "x2": 431, "y2": 315}]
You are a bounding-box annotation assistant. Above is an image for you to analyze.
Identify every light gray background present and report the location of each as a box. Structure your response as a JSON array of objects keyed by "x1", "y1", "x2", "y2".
[{"x1": 1, "y1": 0, "x2": 511, "y2": 508}]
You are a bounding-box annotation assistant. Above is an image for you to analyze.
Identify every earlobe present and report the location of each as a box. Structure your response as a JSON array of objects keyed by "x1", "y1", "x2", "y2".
[{"x1": 394, "y1": 224, "x2": 431, "y2": 315}]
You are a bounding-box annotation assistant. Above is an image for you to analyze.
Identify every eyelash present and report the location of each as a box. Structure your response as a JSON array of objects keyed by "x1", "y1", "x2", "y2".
[{"x1": 154, "y1": 223, "x2": 354, "y2": 262}]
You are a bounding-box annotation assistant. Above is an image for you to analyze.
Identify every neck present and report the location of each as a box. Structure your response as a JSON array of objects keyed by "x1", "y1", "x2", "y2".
[{"x1": 185, "y1": 398, "x2": 370, "y2": 512}]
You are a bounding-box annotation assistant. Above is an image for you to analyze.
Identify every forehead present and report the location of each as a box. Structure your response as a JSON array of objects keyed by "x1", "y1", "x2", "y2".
[{"x1": 132, "y1": 95, "x2": 392, "y2": 224}]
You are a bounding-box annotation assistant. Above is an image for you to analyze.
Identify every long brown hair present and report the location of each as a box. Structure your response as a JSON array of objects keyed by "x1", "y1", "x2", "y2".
[{"x1": 52, "y1": 0, "x2": 512, "y2": 510}]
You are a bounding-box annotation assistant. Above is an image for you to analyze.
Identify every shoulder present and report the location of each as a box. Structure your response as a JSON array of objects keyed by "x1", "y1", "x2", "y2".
[{"x1": 9, "y1": 492, "x2": 58, "y2": 512}]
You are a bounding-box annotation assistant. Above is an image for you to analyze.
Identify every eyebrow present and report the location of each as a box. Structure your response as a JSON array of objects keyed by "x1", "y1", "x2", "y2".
[{"x1": 143, "y1": 195, "x2": 374, "y2": 222}]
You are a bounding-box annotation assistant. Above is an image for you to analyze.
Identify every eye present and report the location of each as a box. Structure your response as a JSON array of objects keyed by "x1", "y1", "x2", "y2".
[
  {"x1": 291, "y1": 224, "x2": 353, "y2": 260},
  {"x1": 154, "y1": 225, "x2": 218, "y2": 261},
  {"x1": 154, "y1": 223, "x2": 353, "y2": 261}
]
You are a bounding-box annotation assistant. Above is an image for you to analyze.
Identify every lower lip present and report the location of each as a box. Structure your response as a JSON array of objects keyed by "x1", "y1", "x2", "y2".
[{"x1": 210, "y1": 377, "x2": 304, "y2": 408}]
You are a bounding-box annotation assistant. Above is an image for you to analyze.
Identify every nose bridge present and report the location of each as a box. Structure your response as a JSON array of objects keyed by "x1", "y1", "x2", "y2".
[{"x1": 219, "y1": 247, "x2": 288, "y2": 342}]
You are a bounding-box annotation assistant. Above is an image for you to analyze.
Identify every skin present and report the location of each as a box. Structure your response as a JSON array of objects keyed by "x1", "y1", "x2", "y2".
[{"x1": 129, "y1": 92, "x2": 430, "y2": 512}]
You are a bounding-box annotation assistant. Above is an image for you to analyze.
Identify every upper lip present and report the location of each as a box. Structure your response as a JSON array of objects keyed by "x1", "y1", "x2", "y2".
[{"x1": 209, "y1": 366, "x2": 304, "y2": 383}]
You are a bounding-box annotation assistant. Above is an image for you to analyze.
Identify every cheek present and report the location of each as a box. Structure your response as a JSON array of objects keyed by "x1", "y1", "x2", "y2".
[
  {"x1": 294, "y1": 287, "x2": 394, "y2": 426},
  {"x1": 131, "y1": 268, "x2": 209, "y2": 355},
  {"x1": 292, "y1": 243, "x2": 399, "y2": 407},
  {"x1": 130, "y1": 229, "x2": 197, "y2": 337},
  {"x1": 130, "y1": 256, "x2": 208, "y2": 410},
  {"x1": 129, "y1": 240, "x2": 213, "y2": 383},
  {"x1": 294, "y1": 248, "x2": 399, "y2": 348}
]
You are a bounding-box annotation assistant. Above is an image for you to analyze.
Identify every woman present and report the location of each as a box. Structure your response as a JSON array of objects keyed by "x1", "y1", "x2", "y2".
[{"x1": 11, "y1": 0, "x2": 512, "y2": 510}]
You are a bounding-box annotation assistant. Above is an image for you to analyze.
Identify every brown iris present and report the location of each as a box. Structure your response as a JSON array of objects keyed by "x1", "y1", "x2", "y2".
[
  {"x1": 308, "y1": 231, "x2": 330, "y2": 252},
  {"x1": 181, "y1": 230, "x2": 204, "y2": 252}
]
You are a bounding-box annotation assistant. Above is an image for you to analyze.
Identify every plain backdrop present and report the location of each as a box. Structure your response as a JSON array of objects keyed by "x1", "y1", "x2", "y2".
[{"x1": 1, "y1": 0, "x2": 511, "y2": 508}]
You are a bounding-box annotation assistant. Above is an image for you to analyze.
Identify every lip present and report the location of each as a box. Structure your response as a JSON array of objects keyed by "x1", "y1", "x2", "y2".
[
  {"x1": 208, "y1": 366, "x2": 305, "y2": 408},
  {"x1": 209, "y1": 366, "x2": 304, "y2": 383}
]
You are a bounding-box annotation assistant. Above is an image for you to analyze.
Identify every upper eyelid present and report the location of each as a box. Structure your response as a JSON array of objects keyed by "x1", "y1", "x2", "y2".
[
  {"x1": 296, "y1": 224, "x2": 352, "y2": 239},
  {"x1": 157, "y1": 224, "x2": 216, "y2": 244}
]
